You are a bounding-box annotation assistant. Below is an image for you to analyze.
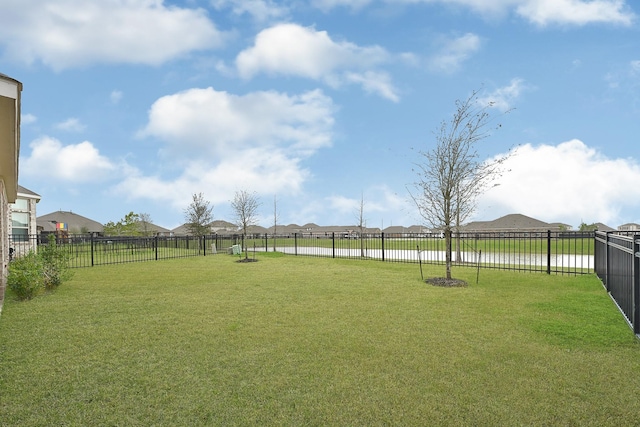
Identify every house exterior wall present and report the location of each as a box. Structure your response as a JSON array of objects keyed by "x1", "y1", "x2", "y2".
[
  {"x1": 0, "y1": 73, "x2": 22, "y2": 314},
  {"x1": 9, "y1": 193, "x2": 39, "y2": 255},
  {"x1": 0, "y1": 180, "x2": 7, "y2": 311}
]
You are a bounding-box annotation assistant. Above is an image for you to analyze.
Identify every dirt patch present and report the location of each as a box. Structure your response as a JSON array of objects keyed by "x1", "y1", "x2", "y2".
[
  {"x1": 426, "y1": 277, "x2": 468, "y2": 287},
  {"x1": 236, "y1": 258, "x2": 259, "y2": 263}
]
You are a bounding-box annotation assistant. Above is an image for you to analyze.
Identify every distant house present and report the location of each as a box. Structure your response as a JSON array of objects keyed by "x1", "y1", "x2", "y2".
[
  {"x1": 9, "y1": 185, "x2": 41, "y2": 255},
  {"x1": 1, "y1": 73, "x2": 22, "y2": 311},
  {"x1": 139, "y1": 222, "x2": 171, "y2": 237},
  {"x1": 592, "y1": 223, "x2": 615, "y2": 232},
  {"x1": 210, "y1": 220, "x2": 238, "y2": 235},
  {"x1": 618, "y1": 223, "x2": 640, "y2": 232},
  {"x1": 462, "y1": 213, "x2": 569, "y2": 234},
  {"x1": 172, "y1": 219, "x2": 237, "y2": 236},
  {"x1": 37, "y1": 210, "x2": 104, "y2": 235}
]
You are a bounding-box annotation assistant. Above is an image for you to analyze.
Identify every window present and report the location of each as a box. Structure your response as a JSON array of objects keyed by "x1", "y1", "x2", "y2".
[
  {"x1": 11, "y1": 212, "x2": 29, "y2": 241},
  {"x1": 12, "y1": 198, "x2": 28, "y2": 210}
]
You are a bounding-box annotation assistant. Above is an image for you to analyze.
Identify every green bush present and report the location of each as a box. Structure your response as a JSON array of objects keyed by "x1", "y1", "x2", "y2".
[
  {"x1": 7, "y1": 251, "x2": 44, "y2": 300},
  {"x1": 39, "y1": 234, "x2": 73, "y2": 290},
  {"x1": 7, "y1": 235, "x2": 73, "y2": 300}
]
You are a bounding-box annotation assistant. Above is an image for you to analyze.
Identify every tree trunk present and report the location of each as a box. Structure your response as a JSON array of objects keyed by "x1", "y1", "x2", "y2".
[{"x1": 445, "y1": 228, "x2": 452, "y2": 279}]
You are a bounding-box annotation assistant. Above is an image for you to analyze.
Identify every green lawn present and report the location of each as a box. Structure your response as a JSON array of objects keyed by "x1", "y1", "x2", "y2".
[{"x1": 1, "y1": 254, "x2": 638, "y2": 426}]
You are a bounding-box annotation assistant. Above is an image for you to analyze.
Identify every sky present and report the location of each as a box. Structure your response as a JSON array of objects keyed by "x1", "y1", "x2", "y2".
[{"x1": 2, "y1": 0, "x2": 640, "y2": 231}]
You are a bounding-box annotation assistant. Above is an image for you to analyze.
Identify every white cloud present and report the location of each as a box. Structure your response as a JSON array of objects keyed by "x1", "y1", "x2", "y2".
[
  {"x1": 21, "y1": 113, "x2": 37, "y2": 125},
  {"x1": 0, "y1": 0, "x2": 224, "y2": 70},
  {"x1": 428, "y1": 32, "x2": 482, "y2": 73},
  {"x1": 516, "y1": 0, "x2": 635, "y2": 26},
  {"x1": 139, "y1": 87, "x2": 335, "y2": 156},
  {"x1": 124, "y1": 87, "x2": 336, "y2": 208},
  {"x1": 55, "y1": 117, "x2": 86, "y2": 132},
  {"x1": 631, "y1": 60, "x2": 640, "y2": 74},
  {"x1": 478, "y1": 78, "x2": 528, "y2": 111},
  {"x1": 309, "y1": 0, "x2": 635, "y2": 26},
  {"x1": 325, "y1": 185, "x2": 414, "y2": 227},
  {"x1": 211, "y1": 0, "x2": 289, "y2": 22},
  {"x1": 312, "y1": 0, "x2": 373, "y2": 11},
  {"x1": 22, "y1": 136, "x2": 117, "y2": 182},
  {"x1": 110, "y1": 90, "x2": 123, "y2": 104},
  {"x1": 476, "y1": 139, "x2": 640, "y2": 227},
  {"x1": 235, "y1": 23, "x2": 399, "y2": 101}
]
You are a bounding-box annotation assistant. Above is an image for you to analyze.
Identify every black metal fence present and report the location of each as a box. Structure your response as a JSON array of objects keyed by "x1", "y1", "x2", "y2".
[
  {"x1": 10, "y1": 230, "x2": 595, "y2": 275},
  {"x1": 594, "y1": 231, "x2": 640, "y2": 335},
  {"x1": 244, "y1": 230, "x2": 594, "y2": 275},
  {"x1": 9, "y1": 234, "x2": 242, "y2": 268}
]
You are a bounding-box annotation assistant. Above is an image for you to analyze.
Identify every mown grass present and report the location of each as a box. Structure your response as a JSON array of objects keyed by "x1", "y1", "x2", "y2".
[{"x1": 1, "y1": 254, "x2": 638, "y2": 426}]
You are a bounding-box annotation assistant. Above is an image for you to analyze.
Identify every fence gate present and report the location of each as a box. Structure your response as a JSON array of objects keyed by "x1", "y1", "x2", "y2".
[{"x1": 595, "y1": 231, "x2": 640, "y2": 335}]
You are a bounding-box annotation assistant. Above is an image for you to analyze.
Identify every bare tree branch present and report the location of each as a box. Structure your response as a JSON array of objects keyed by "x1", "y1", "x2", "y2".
[{"x1": 409, "y1": 90, "x2": 513, "y2": 279}]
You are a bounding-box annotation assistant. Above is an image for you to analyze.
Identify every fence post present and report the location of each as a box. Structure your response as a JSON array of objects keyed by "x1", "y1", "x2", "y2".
[
  {"x1": 381, "y1": 232, "x2": 385, "y2": 262},
  {"x1": 294, "y1": 233, "x2": 298, "y2": 256},
  {"x1": 90, "y1": 232, "x2": 95, "y2": 267},
  {"x1": 155, "y1": 235, "x2": 159, "y2": 260},
  {"x1": 265, "y1": 233, "x2": 268, "y2": 252},
  {"x1": 605, "y1": 231, "x2": 611, "y2": 292},
  {"x1": 332, "y1": 232, "x2": 335, "y2": 259},
  {"x1": 633, "y1": 235, "x2": 640, "y2": 335},
  {"x1": 546, "y1": 230, "x2": 551, "y2": 275}
]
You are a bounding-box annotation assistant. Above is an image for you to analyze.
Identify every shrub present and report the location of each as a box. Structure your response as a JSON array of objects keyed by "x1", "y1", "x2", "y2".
[
  {"x1": 7, "y1": 251, "x2": 44, "y2": 300},
  {"x1": 39, "y1": 234, "x2": 73, "y2": 290},
  {"x1": 7, "y1": 235, "x2": 74, "y2": 301}
]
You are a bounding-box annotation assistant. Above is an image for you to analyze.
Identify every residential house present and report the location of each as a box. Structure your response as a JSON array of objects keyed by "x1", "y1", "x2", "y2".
[
  {"x1": 37, "y1": 210, "x2": 104, "y2": 235},
  {"x1": 9, "y1": 185, "x2": 41, "y2": 255},
  {"x1": 0, "y1": 73, "x2": 22, "y2": 312},
  {"x1": 462, "y1": 213, "x2": 568, "y2": 235},
  {"x1": 618, "y1": 223, "x2": 640, "y2": 232},
  {"x1": 172, "y1": 219, "x2": 237, "y2": 236}
]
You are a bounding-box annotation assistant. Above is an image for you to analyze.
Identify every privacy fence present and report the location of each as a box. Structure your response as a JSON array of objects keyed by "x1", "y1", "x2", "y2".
[
  {"x1": 594, "y1": 231, "x2": 640, "y2": 335},
  {"x1": 10, "y1": 230, "x2": 595, "y2": 274}
]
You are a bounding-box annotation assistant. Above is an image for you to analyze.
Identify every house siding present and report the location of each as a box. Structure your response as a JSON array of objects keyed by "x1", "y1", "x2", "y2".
[{"x1": 0, "y1": 179, "x2": 7, "y2": 311}]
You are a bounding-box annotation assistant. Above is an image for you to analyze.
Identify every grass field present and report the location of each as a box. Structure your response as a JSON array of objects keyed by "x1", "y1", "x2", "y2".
[{"x1": 1, "y1": 253, "x2": 638, "y2": 426}]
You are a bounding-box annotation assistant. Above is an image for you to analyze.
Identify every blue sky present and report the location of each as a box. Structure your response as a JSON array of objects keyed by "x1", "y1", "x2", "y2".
[{"x1": 2, "y1": 0, "x2": 640, "y2": 230}]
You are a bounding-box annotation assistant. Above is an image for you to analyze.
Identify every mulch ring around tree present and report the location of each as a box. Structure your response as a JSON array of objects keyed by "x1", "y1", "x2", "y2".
[
  {"x1": 236, "y1": 258, "x2": 259, "y2": 263},
  {"x1": 426, "y1": 277, "x2": 468, "y2": 287}
]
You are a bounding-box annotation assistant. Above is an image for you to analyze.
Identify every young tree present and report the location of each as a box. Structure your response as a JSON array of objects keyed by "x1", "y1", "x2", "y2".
[
  {"x1": 355, "y1": 192, "x2": 366, "y2": 257},
  {"x1": 138, "y1": 213, "x2": 154, "y2": 236},
  {"x1": 103, "y1": 211, "x2": 142, "y2": 236},
  {"x1": 231, "y1": 190, "x2": 261, "y2": 259},
  {"x1": 184, "y1": 193, "x2": 214, "y2": 237},
  {"x1": 410, "y1": 90, "x2": 511, "y2": 280}
]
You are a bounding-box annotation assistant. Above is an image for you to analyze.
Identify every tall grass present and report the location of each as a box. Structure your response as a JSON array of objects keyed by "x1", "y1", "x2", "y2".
[{"x1": 1, "y1": 254, "x2": 638, "y2": 426}]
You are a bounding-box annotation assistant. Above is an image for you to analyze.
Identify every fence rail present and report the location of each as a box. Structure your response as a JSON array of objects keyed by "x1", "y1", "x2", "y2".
[
  {"x1": 245, "y1": 230, "x2": 594, "y2": 275},
  {"x1": 9, "y1": 234, "x2": 242, "y2": 268},
  {"x1": 594, "y1": 231, "x2": 640, "y2": 335},
  {"x1": 10, "y1": 230, "x2": 595, "y2": 275}
]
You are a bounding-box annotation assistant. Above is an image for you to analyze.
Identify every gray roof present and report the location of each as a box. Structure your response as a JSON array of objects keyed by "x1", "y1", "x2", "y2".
[
  {"x1": 37, "y1": 210, "x2": 104, "y2": 233},
  {"x1": 593, "y1": 222, "x2": 615, "y2": 232},
  {"x1": 17, "y1": 185, "x2": 41, "y2": 199},
  {"x1": 463, "y1": 214, "x2": 554, "y2": 232}
]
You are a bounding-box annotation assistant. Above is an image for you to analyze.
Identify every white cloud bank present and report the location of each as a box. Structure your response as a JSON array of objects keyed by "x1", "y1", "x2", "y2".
[
  {"x1": 117, "y1": 86, "x2": 336, "y2": 209},
  {"x1": 0, "y1": 0, "x2": 224, "y2": 70},
  {"x1": 236, "y1": 23, "x2": 400, "y2": 102},
  {"x1": 22, "y1": 136, "x2": 117, "y2": 182},
  {"x1": 428, "y1": 33, "x2": 482, "y2": 73},
  {"x1": 477, "y1": 139, "x2": 640, "y2": 227},
  {"x1": 55, "y1": 118, "x2": 86, "y2": 132},
  {"x1": 312, "y1": 0, "x2": 635, "y2": 26}
]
